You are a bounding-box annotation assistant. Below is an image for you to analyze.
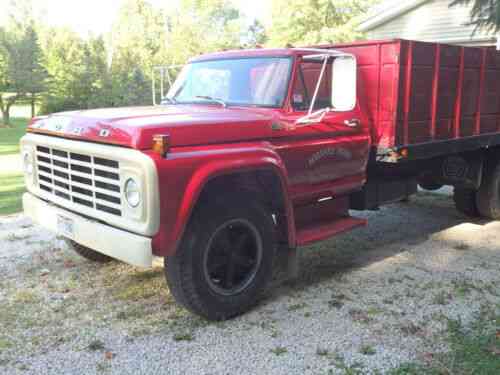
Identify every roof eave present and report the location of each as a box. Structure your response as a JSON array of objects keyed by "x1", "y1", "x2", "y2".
[{"x1": 358, "y1": 0, "x2": 430, "y2": 32}]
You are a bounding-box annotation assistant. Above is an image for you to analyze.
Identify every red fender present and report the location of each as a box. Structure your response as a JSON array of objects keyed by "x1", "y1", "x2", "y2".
[{"x1": 149, "y1": 144, "x2": 296, "y2": 256}]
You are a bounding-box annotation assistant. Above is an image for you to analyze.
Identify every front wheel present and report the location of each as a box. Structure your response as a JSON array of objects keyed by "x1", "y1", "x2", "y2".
[
  {"x1": 70, "y1": 241, "x2": 113, "y2": 263},
  {"x1": 164, "y1": 195, "x2": 276, "y2": 321}
]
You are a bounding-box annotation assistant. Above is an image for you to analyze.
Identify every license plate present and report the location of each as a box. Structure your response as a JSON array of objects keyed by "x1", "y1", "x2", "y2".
[{"x1": 57, "y1": 214, "x2": 74, "y2": 237}]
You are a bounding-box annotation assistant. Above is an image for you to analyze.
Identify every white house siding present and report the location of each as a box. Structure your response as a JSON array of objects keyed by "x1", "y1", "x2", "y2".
[{"x1": 365, "y1": 0, "x2": 496, "y2": 46}]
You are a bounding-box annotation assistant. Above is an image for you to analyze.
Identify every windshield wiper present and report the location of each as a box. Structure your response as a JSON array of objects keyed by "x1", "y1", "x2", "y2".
[{"x1": 195, "y1": 95, "x2": 227, "y2": 108}]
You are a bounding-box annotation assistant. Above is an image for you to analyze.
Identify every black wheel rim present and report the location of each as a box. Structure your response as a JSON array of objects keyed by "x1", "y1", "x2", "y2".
[{"x1": 203, "y1": 219, "x2": 263, "y2": 296}]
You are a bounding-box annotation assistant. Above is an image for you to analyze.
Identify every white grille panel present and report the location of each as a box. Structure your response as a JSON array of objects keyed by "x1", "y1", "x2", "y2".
[{"x1": 35, "y1": 145, "x2": 122, "y2": 216}]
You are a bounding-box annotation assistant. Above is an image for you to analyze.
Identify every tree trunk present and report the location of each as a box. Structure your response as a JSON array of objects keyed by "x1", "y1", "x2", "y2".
[
  {"x1": 31, "y1": 93, "x2": 36, "y2": 118},
  {"x1": 2, "y1": 108, "x2": 10, "y2": 127},
  {"x1": 0, "y1": 94, "x2": 20, "y2": 127},
  {"x1": 0, "y1": 97, "x2": 6, "y2": 127}
]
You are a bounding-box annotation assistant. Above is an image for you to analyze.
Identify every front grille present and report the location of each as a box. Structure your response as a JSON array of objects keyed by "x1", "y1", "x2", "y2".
[{"x1": 35, "y1": 146, "x2": 122, "y2": 216}]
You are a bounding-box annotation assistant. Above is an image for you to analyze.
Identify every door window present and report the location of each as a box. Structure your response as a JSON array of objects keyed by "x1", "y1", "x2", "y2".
[{"x1": 291, "y1": 61, "x2": 332, "y2": 111}]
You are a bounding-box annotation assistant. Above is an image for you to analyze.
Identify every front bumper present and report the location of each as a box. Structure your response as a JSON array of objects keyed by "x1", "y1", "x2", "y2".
[{"x1": 23, "y1": 193, "x2": 153, "y2": 267}]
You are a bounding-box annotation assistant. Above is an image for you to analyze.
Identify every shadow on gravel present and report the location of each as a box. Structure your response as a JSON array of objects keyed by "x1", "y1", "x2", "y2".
[{"x1": 271, "y1": 191, "x2": 492, "y2": 295}]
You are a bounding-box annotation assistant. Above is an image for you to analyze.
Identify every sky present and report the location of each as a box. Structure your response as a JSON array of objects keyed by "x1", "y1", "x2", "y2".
[{"x1": 0, "y1": 0, "x2": 272, "y2": 37}]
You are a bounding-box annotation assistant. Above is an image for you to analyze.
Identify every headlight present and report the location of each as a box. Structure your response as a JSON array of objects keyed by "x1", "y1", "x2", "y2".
[
  {"x1": 23, "y1": 152, "x2": 33, "y2": 176},
  {"x1": 124, "y1": 178, "x2": 141, "y2": 208}
]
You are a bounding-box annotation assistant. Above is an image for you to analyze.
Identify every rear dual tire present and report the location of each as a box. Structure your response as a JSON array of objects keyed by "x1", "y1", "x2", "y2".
[
  {"x1": 476, "y1": 157, "x2": 500, "y2": 220},
  {"x1": 418, "y1": 175, "x2": 443, "y2": 191},
  {"x1": 453, "y1": 188, "x2": 480, "y2": 217},
  {"x1": 453, "y1": 155, "x2": 500, "y2": 219},
  {"x1": 164, "y1": 195, "x2": 275, "y2": 321}
]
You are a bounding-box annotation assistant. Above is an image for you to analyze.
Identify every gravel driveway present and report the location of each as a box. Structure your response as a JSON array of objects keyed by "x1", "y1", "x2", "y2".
[{"x1": 1, "y1": 189, "x2": 499, "y2": 374}]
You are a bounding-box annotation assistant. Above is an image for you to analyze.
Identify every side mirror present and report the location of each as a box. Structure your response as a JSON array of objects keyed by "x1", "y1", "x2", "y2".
[{"x1": 331, "y1": 56, "x2": 357, "y2": 111}]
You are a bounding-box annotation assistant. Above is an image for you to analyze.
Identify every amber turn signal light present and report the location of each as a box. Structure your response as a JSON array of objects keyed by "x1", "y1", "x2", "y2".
[{"x1": 152, "y1": 134, "x2": 170, "y2": 157}]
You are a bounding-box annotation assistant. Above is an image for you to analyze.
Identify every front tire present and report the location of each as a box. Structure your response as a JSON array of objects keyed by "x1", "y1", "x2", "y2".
[
  {"x1": 70, "y1": 241, "x2": 113, "y2": 263},
  {"x1": 164, "y1": 195, "x2": 275, "y2": 321}
]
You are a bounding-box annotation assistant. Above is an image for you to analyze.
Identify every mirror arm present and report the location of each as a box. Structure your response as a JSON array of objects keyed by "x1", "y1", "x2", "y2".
[
  {"x1": 295, "y1": 107, "x2": 331, "y2": 126},
  {"x1": 152, "y1": 70, "x2": 157, "y2": 106}
]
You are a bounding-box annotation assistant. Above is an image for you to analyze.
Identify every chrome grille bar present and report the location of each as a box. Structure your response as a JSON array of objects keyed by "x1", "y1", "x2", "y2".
[{"x1": 35, "y1": 146, "x2": 122, "y2": 216}]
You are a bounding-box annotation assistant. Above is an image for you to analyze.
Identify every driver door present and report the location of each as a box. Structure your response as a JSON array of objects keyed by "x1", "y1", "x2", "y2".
[{"x1": 271, "y1": 56, "x2": 371, "y2": 201}]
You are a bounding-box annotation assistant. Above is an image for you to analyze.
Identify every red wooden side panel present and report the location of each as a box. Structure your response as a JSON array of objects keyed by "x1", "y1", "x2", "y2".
[
  {"x1": 333, "y1": 39, "x2": 500, "y2": 150},
  {"x1": 459, "y1": 48, "x2": 482, "y2": 137},
  {"x1": 480, "y1": 48, "x2": 500, "y2": 134},
  {"x1": 435, "y1": 45, "x2": 461, "y2": 140},
  {"x1": 335, "y1": 40, "x2": 401, "y2": 149},
  {"x1": 378, "y1": 42, "x2": 401, "y2": 148},
  {"x1": 394, "y1": 41, "x2": 500, "y2": 147},
  {"x1": 399, "y1": 41, "x2": 437, "y2": 145}
]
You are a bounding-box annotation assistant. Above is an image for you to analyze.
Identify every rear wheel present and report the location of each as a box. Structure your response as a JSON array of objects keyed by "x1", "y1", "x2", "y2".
[
  {"x1": 418, "y1": 174, "x2": 443, "y2": 191},
  {"x1": 476, "y1": 157, "x2": 500, "y2": 219},
  {"x1": 164, "y1": 195, "x2": 275, "y2": 320},
  {"x1": 453, "y1": 188, "x2": 480, "y2": 217},
  {"x1": 418, "y1": 181, "x2": 443, "y2": 191},
  {"x1": 70, "y1": 241, "x2": 113, "y2": 263}
]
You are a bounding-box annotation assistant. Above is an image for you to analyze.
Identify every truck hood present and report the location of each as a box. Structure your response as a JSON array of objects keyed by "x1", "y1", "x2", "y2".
[{"x1": 28, "y1": 105, "x2": 276, "y2": 149}]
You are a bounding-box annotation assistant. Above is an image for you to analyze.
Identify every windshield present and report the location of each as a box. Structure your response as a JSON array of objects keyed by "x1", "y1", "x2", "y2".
[{"x1": 166, "y1": 57, "x2": 292, "y2": 108}]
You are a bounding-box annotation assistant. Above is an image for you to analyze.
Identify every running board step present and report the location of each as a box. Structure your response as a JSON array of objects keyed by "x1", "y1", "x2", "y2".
[{"x1": 296, "y1": 216, "x2": 367, "y2": 246}]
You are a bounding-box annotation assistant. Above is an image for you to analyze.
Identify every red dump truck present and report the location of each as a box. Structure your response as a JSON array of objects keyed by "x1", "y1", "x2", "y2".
[{"x1": 21, "y1": 39, "x2": 500, "y2": 320}]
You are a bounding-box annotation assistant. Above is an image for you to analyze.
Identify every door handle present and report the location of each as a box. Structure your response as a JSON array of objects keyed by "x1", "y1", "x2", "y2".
[{"x1": 344, "y1": 119, "x2": 360, "y2": 128}]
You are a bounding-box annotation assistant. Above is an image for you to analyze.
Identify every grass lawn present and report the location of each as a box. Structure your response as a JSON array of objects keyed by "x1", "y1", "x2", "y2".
[
  {"x1": 390, "y1": 310, "x2": 500, "y2": 374},
  {"x1": 0, "y1": 117, "x2": 29, "y2": 156},
  {"x1": 0, "y1": 172, "x2": 25, "y2": 216},
  {"x1": 0, "y1": 117, "x2": 29, "y2": 215}
]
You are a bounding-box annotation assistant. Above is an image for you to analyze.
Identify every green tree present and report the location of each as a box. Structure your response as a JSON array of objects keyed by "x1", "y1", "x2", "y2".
[
  {"x1": 108, "y1": 0, "x2": 168, "y2": 106},
  {"x1": 244, "y1": 19, "x2": 268, "y2": 47},
  {"x1": 267, "y1": 0, "x2": 375, "y2": 47},
  {"x1": 80, "y1": 37, "x2": 112, "y2": 109},
  {"x1": 0, "y1": 0, "x2": 47, "y2": 124},
  {"x1": 107, "y1": 0, "x2": 243, "y2": 106},
  {"x1": 165, "y1": 0, "x2": 242, "y2": 65},
  {"x1": 23, "y1": 25, "x2": 48, "y2": 117},
  {"x1": 0, "y1": 23, "x2": 47, "y2": 125},
  {"x1": 450, "y1": 0, "x2": 500, "y2": 33},
  {"x1": 40, "y1": 28, "x2": 110, "y2": 113}
]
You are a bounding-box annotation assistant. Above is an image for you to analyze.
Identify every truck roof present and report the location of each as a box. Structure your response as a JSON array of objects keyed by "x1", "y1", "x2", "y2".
[
  {"x1": 190, "y1": 47, "x2": 344, "y2": 63},
  {"x1": 190, "y1": 38, "x2": 488, "y2": 64}
]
